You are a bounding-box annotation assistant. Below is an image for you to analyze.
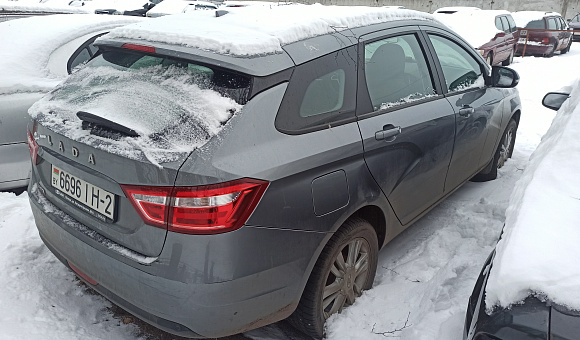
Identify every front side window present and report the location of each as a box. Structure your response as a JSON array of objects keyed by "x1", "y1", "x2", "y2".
[
  {"x1": 364, "y1": 34, "x2": 435, "y2": 110},
  {"x1": 507, "y1": 15, "x2": 517, "y2": 32},
  {"x1": 500, "y1": 16, "x2": 510, "y2": 33},
  {"x1": 428, "y1": 34, "x2": 484, "y2": 93},
  {"x1": 548, "y1": 18, "x2": 557, "y2": 30},
  {"x1": 495, "y1": 17, "x2": 504, "y2": 31},
  {"x1": 573, "y1": 14, "x2": 580, "y2": 23}
]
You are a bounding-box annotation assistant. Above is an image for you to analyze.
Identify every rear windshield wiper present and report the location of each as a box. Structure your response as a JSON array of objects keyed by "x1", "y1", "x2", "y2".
[{"x1": 77, "y1": 111, "x2": 139, "y2": 139}]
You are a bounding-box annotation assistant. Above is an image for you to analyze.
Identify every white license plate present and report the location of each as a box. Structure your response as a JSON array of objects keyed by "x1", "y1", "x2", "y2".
[{"x1": 51, "y1": 165, "x2": 115, "y2": 221}]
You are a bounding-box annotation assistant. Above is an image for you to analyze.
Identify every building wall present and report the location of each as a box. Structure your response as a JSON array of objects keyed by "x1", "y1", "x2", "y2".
[{"x1": 296, "y1": 0, "x2": 580, "y2": 19}]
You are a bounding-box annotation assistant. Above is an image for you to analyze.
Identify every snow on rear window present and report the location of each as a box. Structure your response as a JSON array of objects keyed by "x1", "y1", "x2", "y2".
[{"x1": 29, "y1": 51, "x2": 244, "y2": 166}]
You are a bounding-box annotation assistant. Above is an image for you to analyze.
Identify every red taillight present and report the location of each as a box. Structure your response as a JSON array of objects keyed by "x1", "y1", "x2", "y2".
[
  {"x1": 27, "y1": 124, "x2": 39, "y2": 165},
  {"x1": 121, "y1": 43, "x2": 156, "y2": 53},
  {"x1": 542, "y1": 38, "x2": 550, "y2": 44},
  {"x1": 121, "y1": 178, "x2": 269, "y2": 235}
]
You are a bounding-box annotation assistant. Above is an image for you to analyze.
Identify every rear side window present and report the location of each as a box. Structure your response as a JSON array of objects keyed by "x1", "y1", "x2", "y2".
[
  {"x1": 525, "y1": 19, "x2": 546, "y2": 29},
  {"x1": 428, "y1": 34, "x2": 484, "y2": 93},
  {"x1": 275, "y1": 46, "x2": 357, "y2": 134},
  {"x1": 555, "y1": 18, "x2": 562, "y2": 30},
  {"x1": 364, "y1": 34, "x2": 435, "y2": 110}
]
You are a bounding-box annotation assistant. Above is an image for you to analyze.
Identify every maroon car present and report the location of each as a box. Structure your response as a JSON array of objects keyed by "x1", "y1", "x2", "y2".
[
  {"x1": 513, "y1": 11, "x2": 573, "y2": 57},
  {"x1": 435, "y1": 10, "x2": 519, "y2": 66}
]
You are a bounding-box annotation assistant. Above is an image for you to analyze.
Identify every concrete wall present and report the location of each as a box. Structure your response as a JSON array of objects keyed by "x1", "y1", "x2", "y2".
[{"x1": 296, "y1": 0, "x2": 580, "y2": 19}]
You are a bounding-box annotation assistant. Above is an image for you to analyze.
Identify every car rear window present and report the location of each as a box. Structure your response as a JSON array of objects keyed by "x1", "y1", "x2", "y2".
[
  {"x1": 525, "y1": 19, "x2": 546, "y2": 29},
  {"x1": 89, "y1": 49, "x2": 251, "y2": 105}
]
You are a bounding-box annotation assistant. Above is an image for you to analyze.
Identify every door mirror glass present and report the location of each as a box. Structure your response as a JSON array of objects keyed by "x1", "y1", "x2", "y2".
[
  {"x1": 491, "y1": 66, "x2": 519, "y2": 88},
  {"x1": 542, "y1": 92, "x2": 570, "y2": 111}
]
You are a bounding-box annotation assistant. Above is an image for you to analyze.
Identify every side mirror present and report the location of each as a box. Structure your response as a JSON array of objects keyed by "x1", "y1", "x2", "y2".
[
  {"x1": 567, "y1": 18, "x2": 572, "y2": 22},
  {"x1": 491, "y1": 66, "x2": 519, "y2": 88},
  {"x1": 542, "y1": 92, "x2": 570, "y2": 111}
]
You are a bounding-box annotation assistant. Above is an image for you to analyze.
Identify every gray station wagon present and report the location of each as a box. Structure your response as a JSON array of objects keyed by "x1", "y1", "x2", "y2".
[{"x1": 27, "y1": 6, "x2": 521, "y2": 339}]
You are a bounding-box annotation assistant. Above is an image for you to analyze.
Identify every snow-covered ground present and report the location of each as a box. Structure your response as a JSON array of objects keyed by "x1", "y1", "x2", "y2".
[{"x1": 1, "y1": 37, "x2": 579, "y2": 340}]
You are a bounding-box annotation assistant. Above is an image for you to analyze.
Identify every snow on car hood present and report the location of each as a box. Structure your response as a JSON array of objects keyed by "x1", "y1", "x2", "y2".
[
  {"x1": 103, "y1": 4, "x2": 438, "y2": 56},
  {"x1": 486, "y1": 77, "x2": 580, "y2": 311},
  {"x1": 29, "y1": 65, "x2": 242, "y2": 166},
  {"x1": 434, "y1": 10, "x2": 507, "y2": 49},
  {"x1": 0, "y1": 14, "x2": 140, "y2": 95}
]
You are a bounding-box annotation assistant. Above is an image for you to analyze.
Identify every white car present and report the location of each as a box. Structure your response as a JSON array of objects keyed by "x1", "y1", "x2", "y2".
[{"x1": 0, "y1": 14, "x2": 141, "y2": 191}]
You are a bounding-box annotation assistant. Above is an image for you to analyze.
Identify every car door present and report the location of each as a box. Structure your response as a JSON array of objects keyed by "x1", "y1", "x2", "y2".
[
  {"x1": 356, "y1": 28, "x2": 456, "y2": 225},
  {"x1": 422, "y1": 29, "x2": 506, "y2": 192}
]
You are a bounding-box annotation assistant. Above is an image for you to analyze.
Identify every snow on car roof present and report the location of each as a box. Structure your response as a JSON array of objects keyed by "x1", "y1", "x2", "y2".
[
  {"x1": 434, "y1": 10, "x2": 509, "y2": 48},
  {"x1": 0, "y1": 14, "x2": 141, "y2": 95},
  {"x1": 0, "y1": 0, "x2": 91, "y2": 14},
  {"x1": 104, "y1": 4, "x2": 438, "y2": 56},
  {"x1": 512, "y1": 11, "x2": 561, "y2": 27},
  {"x1": 486, "y1": 78, "x2": 580, "y2": 311}
]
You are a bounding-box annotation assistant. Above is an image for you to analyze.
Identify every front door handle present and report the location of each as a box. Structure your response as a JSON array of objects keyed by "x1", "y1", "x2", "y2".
[
  {"x1": 375, "y1": 125, "x2": 401, "y2": 141},
  {"x1": 459, "y1": 107, "x2": 474, "y2": 117}
]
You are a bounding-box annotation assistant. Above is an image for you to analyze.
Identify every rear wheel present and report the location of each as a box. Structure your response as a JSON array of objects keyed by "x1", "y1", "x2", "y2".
[
  {"x1": 502, "y1": 48, "x2": 515, "y2": 66},
  {"x1": 562, "y1": 40, "x2": 572, "y2": 54},
  {"x1": 546, "y1": 42, "x2": 558, "y2": 57},
  {"x1": 289, "y1": 218, "x2": 378, "y2": 339},
  {"x1": 471, "y1": 119, "x2": 517, "y2": 182}
]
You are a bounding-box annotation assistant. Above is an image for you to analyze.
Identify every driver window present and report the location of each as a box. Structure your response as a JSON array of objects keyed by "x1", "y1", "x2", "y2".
[
  {"x1": 364, "y1": 34, "x2": 435, "y2": 110},
  {"x1": 428, "y1": 35, "x2": 484, "y2": 93}
]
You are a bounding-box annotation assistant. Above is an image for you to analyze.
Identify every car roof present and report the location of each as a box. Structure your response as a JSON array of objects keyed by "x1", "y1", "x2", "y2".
[
  {"x1": 98, "y1": 5, "x2": 441, "y2": 76},
  {"x1": 0, "y1": 14, "x2": 142, "y2": 94}
]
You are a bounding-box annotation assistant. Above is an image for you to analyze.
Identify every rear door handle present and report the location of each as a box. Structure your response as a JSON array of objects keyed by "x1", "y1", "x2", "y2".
[
  {"x1": 459, "y1": 107, "x2": 474, "y2": 117},
  {"x1": 375, "y1": 125, "x2": 401, "y2": 141}
]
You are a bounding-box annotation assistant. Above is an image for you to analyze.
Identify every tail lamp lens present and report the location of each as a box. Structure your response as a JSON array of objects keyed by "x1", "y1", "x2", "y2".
[
  {"x1": 121, "y1": 178, "x2": 268, "y2": 235},
  {"x1": 542, "y1": 38, "x2": 550, "y2": 44}
]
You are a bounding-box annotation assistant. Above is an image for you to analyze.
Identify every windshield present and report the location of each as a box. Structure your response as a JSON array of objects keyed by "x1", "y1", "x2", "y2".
[{"x1": 525, "y1": 19, "x2": 546, "y2": 29}]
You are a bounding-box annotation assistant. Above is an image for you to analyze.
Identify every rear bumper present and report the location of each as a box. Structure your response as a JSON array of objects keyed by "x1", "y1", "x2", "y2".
[
  {"x1": 515, "y1": 43, "x2": 551, "y2": 56},
  {"x1": 29, "y1": 181, "x2": 327, "y2": 338}
]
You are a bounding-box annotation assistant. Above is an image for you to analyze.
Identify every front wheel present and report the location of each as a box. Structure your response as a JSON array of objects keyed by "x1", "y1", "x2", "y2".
[
  {"x1": 502, "y1": 48, "x2": 515, "y2": 66},
  {"x1": 289, "y1": 218, "x2": 378, "y2": 339},
  {"x1": 471, "y1": 119, "x2": 517, "y2": 182}
]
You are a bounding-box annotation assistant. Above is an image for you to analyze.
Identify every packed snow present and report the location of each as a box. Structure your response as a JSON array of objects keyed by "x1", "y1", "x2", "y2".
[
  {"x1": 104, "y1": 5, "x2": 438, "y2": 56},
  {"x1": 512, "y1": 11, "x2": 558, "y2": 28},
  {"x1": 434, "y1": 10, "x2": 507, "y2": 48},
  {"x1": 485, "y1": 77, "x2": 580, "y2": 311},
  {"x1": 1, "y1": 11, "x2": 580, "y2": 340},
  {"x1": 0, "y1": 0, "x2": 91, "y2": 13},
  {"x1": 0, "y1": 14, "x2": 141, "y2": 95}
]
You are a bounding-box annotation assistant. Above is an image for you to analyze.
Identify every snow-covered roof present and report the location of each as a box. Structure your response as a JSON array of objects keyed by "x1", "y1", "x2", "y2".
[
  {"x1": 146, "y1": 0, "x2": 217, "y2": 17},
  {"x1": 486, "y1": 77, "x2": 580, "y2": 311},
  {"x1": 433, "y1": 6, "x2": 481, "y2": 14},
  {"x1": 104, "y1": 4, "x2": 438, "y2": 56},
  {"x1": 0, "y1": 0, "x2": 91, "y2": 13},
  {"x1": 434, "y1": 10, "x2": 509, "y2": 48},
  {"x1": 512, "y1": 11, "x2": 561, "y2": 27},
  {"x1": 0, "y1": 14, "x2": 141, "y2": 95}
]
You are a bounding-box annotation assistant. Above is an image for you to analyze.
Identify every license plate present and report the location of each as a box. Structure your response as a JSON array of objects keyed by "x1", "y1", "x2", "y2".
[
  {"x1": 51, "y1": 165, "x2": 115, "y2": 221},
  {"x1": 520, "y1": 29, "x2": 528, "y2": 36}
]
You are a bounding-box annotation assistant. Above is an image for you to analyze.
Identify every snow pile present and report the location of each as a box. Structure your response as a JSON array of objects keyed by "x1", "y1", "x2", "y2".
[
  {"x1": 103, "y1": 5, "x2": 438, "y2": 56},
  {"x1": 146, "y1": 0, "x2": 216, "y2": 17},
  {"x1": 0, "y1": 192, "x2": 140, "y2": 339},
  {"x1": 29, "y1": 64, "x2": 241, "y2": 165},
  {"x1": 486, "y1": 77, "x2": 580, "y2": 311},
  {"x1": 434, "y1": 10, "x2": 507, "y2": 48},
  {"x1": 0, "y1": 14, "x2": 141, "y2": 95},
  {"x1": 512, "y1": 11, "x2": 558, "y2": 28}
]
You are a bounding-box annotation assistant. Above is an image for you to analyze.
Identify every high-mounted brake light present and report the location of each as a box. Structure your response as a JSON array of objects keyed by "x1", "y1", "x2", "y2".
[
  {"x1": 121, "y1": 43, "x2": 156, "y2": 53},
  {"x1": 27, "y1": 122, "x2": 39, "y2": 165},
  {"x1": 121, "y1": 178, "x2": 269, "y2": 235}
]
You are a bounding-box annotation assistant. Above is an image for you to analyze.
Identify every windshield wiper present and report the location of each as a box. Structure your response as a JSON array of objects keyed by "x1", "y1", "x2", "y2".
[{"x1": 77, "y1": 111, "x2": 140, "y2": 139}]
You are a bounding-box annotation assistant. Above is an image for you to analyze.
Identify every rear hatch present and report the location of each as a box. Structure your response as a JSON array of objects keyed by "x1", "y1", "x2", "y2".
[{"x1": 29, "y1": 45, "x2": 250, "y2": 257}]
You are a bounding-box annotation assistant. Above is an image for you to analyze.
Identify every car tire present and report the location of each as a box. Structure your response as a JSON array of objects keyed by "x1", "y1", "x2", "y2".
[
  {"x1": 561, "y1": 40, "x2": 572, "y2": 54},
  {"x1": 486, "y1": 52, "x2": 493, "y2": 66},
  {"x1": 502, "y1": 48, "x2": 514, "y2": 66},
  {"x1": 471, "y1": 119, "x2": 517, "y2": 182},
  {"x1": 289, "y1": 218, "x2": 378, "y2": 339},
  {"x1": 546, "y1": 42, "x2": 558, "y2": 57}
]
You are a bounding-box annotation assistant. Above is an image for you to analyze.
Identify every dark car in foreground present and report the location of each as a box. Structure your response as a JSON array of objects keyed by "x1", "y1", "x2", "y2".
[
  {"x1": 569, "y1": 12, "x2": 580, "y2": 41},
  {"x1": 27, "y1": 6, "x2": 521, "y2": 339},
  {"x1": 464, "y1": 87, "x2": 580, "y2": 340},
  {"x1": 513, "y1": 11, "x2": 573, "y2": 57}
]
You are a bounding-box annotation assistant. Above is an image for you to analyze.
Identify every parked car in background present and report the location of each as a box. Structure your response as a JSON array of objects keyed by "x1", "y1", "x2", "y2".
[
  {"x1": 435, "y1": 10, "x2": 518, "y2": 66},
  {"x1": 27, "y1": 6, "x2": 521, "y2": 339},
  {"x1": 512, "y1": 11, "x2": 573, "y2": 57},
  {"x1": 145, "y1": 0, "x2": 216, "y2": 17},
  {"x1": 464, "y1": 81, "x2": 580, "y2": 340},
  {"x1": 0, "y1": 14, "x2": 141, "y2": 191},
  {"x1": 569, "y1": 12, "x2": 580, "y2": 41}
]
